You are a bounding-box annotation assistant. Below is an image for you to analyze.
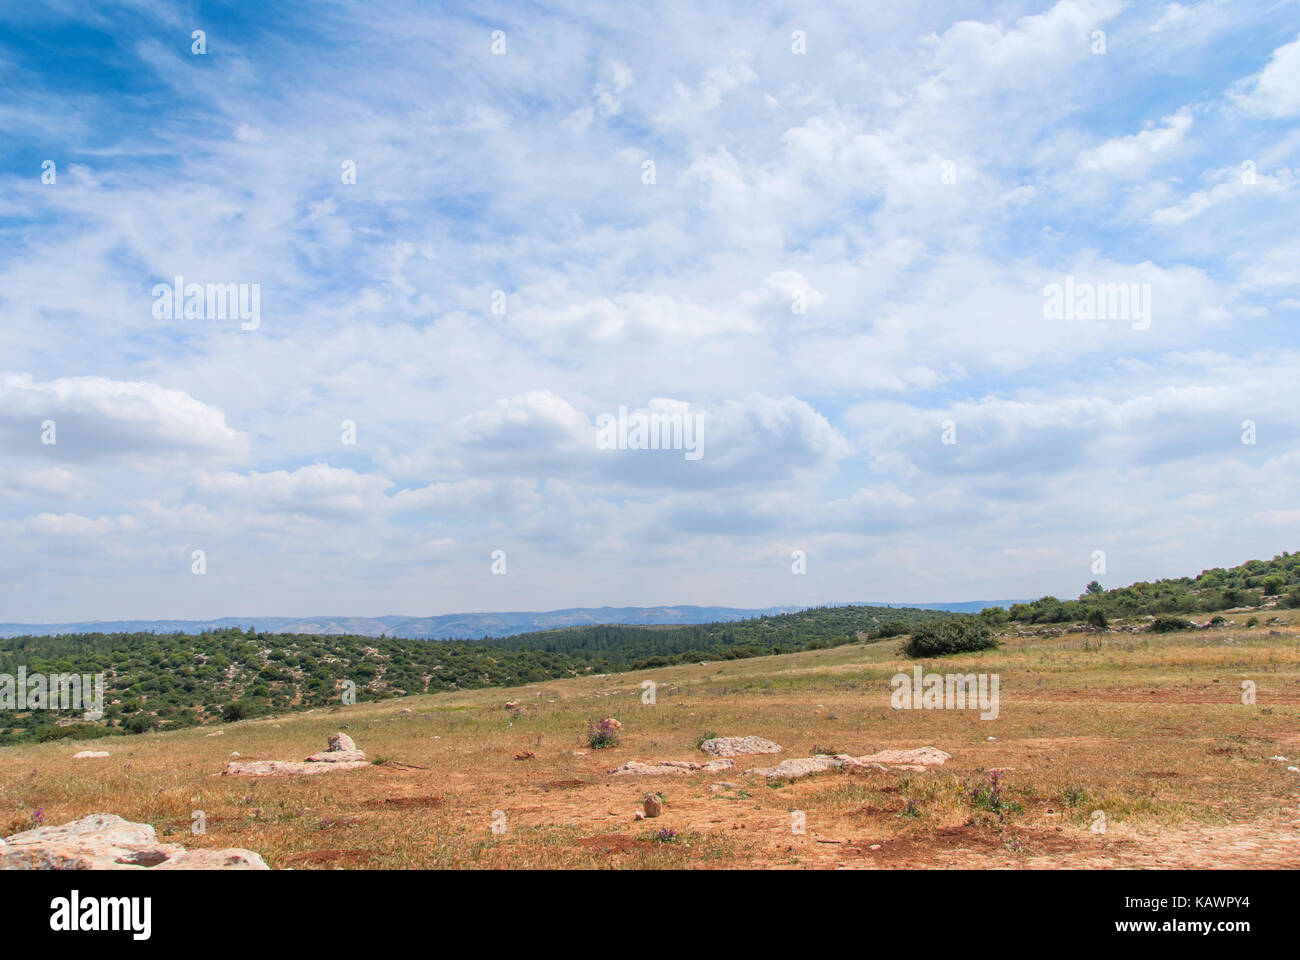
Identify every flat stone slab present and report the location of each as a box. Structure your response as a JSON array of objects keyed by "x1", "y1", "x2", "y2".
[
  {"x1": 699, "y1": 736, "x2": 782, "y2": 757},
  {"x1": 304, "y1": 749, "x2": 367, "y2": 763},
  {"x1": 746, "y1": 756, "x2": 849, "y2": 779},
  {"x1": 72, "y1": 751, "x2": 110, "y2": 759},
  {"x1": 748, "y1": 747, "x2": 952, "y2": 779},
  {"x1": 223, "y1": 734, "x2": 370, "y2": 776},
  {"x1": 223, "y1": 759, "x2": 370, "y2": 776},
  {"x1": 857, "y1": 746, "x2": 951, "y2": 769},
  {"x1": 610, "y1": 759, "x2": 734, "y2": 776}
]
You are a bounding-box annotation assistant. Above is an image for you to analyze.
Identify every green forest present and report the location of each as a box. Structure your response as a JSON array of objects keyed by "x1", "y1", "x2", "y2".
[{"x1": 0, "y1": 603, "x2": 944, "y2": 746}]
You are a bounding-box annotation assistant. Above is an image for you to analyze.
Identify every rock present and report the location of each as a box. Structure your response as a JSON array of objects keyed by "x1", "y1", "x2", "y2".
[
  {"x1": 206, "y1": 730, "x2": 224, "y2": 737},
  {"x1": 748, "y1": 747, "x2": 952, "y2": 780},
  {"x1": 709, "y1": 782, "x2": 739, "y2": 792},
  {"x1": 602, "y1": 717, "x2": 623, "y2": 729},
  {"x1": 304, "y1": 749, "x2": 367, "y2": 763},
  {"x1": 226, "y1": 734, "x2": 369, "y2": 775},
  {"x1": 505, "y1": 700, "x2": 519, "y2": 708},
  {"x1": 698, "y1": 736, "x2": 782, "y2": 757},
  {"x1": 747, "y1": 756, "x2": 846, "y2": 779},
  {"x1": 72, "y1": 751, "x2": 109, "y2": 759},
  {"x1": 514, "y1": 751, "x2": 536, "y2": 760},
  {"x1": 634, "y1": 810, "x2": 646, "y2": 821},
  {"x1": 857, "y1": 746, "x2": 951, "y2": 769},
  {"x1": 224, "y1": 759, "x2": 370, "y2": 776},
  {"x1": 400, "y1": 708, "x2": 412, "y2": 714},
  {"x1": 153, "y1": 848, "x2": 268, "y2": 870},
  {"x1": 610, "y1": 759, "x2": 733, "y2": 776},
  {"x1": 642, "y1": 794, "x2": 662, "y2": 817},
  {"x1": 1, "y1": 814, "x2": 267, "y2": 870}
]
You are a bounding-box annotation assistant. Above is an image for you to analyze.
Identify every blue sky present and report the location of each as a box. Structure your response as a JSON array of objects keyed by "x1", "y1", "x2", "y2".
[{"x1": 1, "y1": 0, "x2": 1299, "y2": 621}]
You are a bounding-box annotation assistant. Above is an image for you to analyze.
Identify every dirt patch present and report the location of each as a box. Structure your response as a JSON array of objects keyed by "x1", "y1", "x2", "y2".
[
  {"x1": 574, "y1": 834, "x2": 650, "y2": 853},
  {"x1": 361, "y1": 796, "x2": 445, "y2": 809},
  {"x1": 284, "y1": 848, "x2": 378, "y2": 867}
]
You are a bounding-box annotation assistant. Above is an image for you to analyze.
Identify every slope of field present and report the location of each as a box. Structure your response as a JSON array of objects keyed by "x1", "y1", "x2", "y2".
[
  {"x1": 0, "y1": 604, "x2": 951, "y2": 744},
  {"x1": 3, "y1": 610, "x2": 1297, "y2": 869}
]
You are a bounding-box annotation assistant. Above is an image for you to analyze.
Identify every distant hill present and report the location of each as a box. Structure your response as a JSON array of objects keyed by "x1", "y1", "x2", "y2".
[
  {"x1": 0, "y1": 600, "x2": 1015, "y2": 640},
  {"x1": 0, "y1": 602, "x2": 953, "y2": 745}
]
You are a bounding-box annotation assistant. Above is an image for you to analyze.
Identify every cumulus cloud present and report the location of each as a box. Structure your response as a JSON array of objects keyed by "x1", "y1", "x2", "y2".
[
  {"x1": 0, "y1": 374, "x2": 246, "y2": 465},
  {"x1": 1233, "y1": 33, "x2": 1300, "y2": 118},
  {"x1": 1, "y1": 0, "x2": 1297, "y2": 619}
]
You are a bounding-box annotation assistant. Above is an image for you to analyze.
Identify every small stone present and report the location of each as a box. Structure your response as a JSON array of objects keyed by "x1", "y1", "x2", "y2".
[
  {"x1": 634, "y1": 810, "x2": 645, "y2": 821},
  {"x1": 72, "y1": 751, "x2": 109, "y2": 759},
  {"x1": 643, "y1": 794, "x2": 662, "y2": 818}
]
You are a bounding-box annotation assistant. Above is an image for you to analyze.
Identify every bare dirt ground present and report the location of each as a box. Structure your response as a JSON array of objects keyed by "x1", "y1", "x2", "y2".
[{"x1": 2, "y1": 614, "x2": 1298, "y2": 868}]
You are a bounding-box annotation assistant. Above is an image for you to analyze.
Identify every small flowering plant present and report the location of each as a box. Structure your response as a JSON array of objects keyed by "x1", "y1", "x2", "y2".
[{"x1": 586, "y1": 718, "x2": 621, "y2": 750}]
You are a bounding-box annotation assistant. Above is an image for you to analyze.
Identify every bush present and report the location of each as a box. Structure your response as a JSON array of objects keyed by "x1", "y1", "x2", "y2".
[
  {"x1": 1149, "y1": 616, "x2": 1193, "y2": 633},
  {"x1": 122, "y1": 713, "x2": 159, "y2": 735},
  {"x1": 1085, "y1": 608, "x2": 1108, "y2": 630},
  {"x1": 586, "y1": 718, "x2": 621, "y2": 749},
  {"x1": 902, "y1": 617, "x2": 997, "y2": 658}
]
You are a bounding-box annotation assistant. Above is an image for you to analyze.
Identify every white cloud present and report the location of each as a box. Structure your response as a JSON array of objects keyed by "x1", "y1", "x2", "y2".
[{"x1": 1233, "y1": 33, "x2": 1300, "y2": 118}]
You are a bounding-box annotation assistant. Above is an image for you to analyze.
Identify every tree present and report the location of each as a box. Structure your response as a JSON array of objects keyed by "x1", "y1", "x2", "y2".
[{"x1": 1085, "y1": 581, "x2": 1104, "y2": 595}]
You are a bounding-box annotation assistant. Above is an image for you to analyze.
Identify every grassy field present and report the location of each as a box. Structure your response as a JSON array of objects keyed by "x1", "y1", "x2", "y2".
[{"x1": 3, "y1": 610, "x2": 1299, "y2": 869}]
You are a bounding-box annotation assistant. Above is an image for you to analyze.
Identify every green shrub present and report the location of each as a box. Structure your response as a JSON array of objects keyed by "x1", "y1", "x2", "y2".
[
  {"x1": 902, "y1": 617, "x2": 997, "y2": 658},
  {"x1": 1085, "y1": 608, "x2": 1108, "y2": 629},
  {"x1": 1149, "y1": 616, "x2": 1193, "y2": 633}
]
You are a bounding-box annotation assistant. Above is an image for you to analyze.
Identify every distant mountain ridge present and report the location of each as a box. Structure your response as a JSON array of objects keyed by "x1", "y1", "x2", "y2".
[{"x1": 0, "y1": 600, "x2": 1017, "y2": 640}]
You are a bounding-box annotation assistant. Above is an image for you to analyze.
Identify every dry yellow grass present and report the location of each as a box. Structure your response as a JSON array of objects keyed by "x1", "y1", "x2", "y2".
[{"x1": 3, "y1": 612, "x2": 1299, "y2": 868}]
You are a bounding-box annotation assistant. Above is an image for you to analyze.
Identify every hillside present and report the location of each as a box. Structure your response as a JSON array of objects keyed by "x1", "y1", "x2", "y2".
[
  {"x1": 1, "y1": 607, "x2": 1296, "y2": 869},
  {"x1": 4, "y1": 547, "x2": 1299, "y2": 749},
  {"x1": 0, "y1": 603, "x2": 948, "y2": 745}
]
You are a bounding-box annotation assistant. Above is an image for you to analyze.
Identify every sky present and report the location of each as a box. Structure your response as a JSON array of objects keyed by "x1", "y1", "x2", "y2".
[{"x1": 1, "y1": 0, "x2": 1298, "y2": 622}]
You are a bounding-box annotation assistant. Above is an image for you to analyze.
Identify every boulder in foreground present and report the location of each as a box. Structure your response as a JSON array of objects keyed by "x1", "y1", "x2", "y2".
[{"x1": 1, "y1": 814, "x2": 267, "y2": 870}]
